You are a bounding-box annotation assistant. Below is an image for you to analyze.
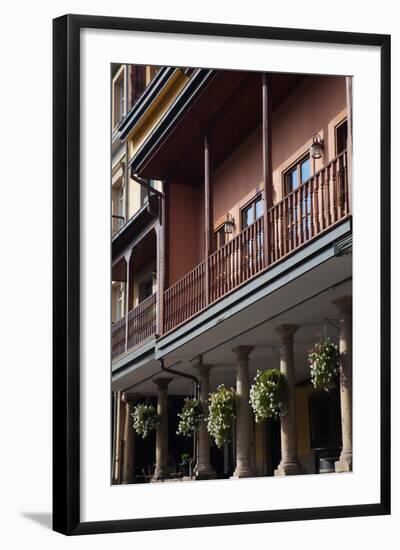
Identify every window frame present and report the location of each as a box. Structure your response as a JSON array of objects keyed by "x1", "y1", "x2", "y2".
[
  {"x1": 112, "y1": 65, "x2": 127, "y2": 129},
  {"x1": 335, "y1": 118, "x2": 348, "y2": 156},
  {"x1": 240, "y1": 192, "x2": 263, "y2": 231},
  {"x1": 282, "y1": 152, "x2": 312, "y2": 196},
  {"x1": 213, "y1": 223, "x2": 226, "y2": 251}
]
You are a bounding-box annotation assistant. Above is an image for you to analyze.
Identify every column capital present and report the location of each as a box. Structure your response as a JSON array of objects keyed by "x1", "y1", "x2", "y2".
[
  {"x1": 332, "y1": 295, "x2": 352, "y2": 315},
  {"x1": 152, "y1": 376, "x2": 173, "y2": 390},
  {"x1": 193, "y1": 363, "x2": 214, "y2": 376},
  {"x1": 122, "y1": 392, "x2": 141, "y2": 405},
  {"x1": 275, "y1": 324, "x2": 299, "y2": 341},
  {"x1": 232, "y1": 345, "x2": 254, "y2": 361}
]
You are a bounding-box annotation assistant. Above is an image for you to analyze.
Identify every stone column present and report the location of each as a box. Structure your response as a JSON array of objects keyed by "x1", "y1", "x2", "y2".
[
  {"x1": 333, "y1": 296, "x2": 352, "y2": 472},
  {"x1": 232, "y1": 346, "x2": 256, "y2": 478},
  {"x1": 152, "y1": 377, "x2": 173, "y2": 480},
  {"x1": 193, "y1": 364, "x2": 216, "y2": 479},
  {"x1": 275, "y1": 324, "x2": 303, "y2": 476},
  {"x1": 121, "y1": 392, "x2": 137, "y2": 484}
]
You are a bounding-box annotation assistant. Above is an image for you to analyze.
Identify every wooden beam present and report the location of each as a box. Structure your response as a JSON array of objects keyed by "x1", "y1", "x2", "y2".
[
  {"x1": 204, "y1": 133, "x2": 213, "y2": 305},
  {"x1": 130, "y1": 173, "x2": 165, "y2": 198},
  {"x1": 262, "y1": 73, "x2": 273, "y2": 267},
  {"x1": 346, "y1": 76, "x2": 353, "y2": 213}
]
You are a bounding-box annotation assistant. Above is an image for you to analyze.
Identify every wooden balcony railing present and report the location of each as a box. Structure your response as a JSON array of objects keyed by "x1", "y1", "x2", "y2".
[
  {"x1": 111, "y1": 293, "x2": 157, "y2": 360},
  {"x1": 111, "y1": 316, "x2": 126, "y2": 360},
  {"x1": 268, "y1": 151, "x2": 349, "y2": 263},
  {"x1": 163, "y1": 151, "x2": 349, "y2": 334},
  {"x1": 112, "y1": 152, "x2": 349, "y2": 358},
  {"x1": 209, "y1": 216, "x2": 265, "y2": 302},
  {"x1": 164, "y1": 263, "x2": 206, "y2": 333}
]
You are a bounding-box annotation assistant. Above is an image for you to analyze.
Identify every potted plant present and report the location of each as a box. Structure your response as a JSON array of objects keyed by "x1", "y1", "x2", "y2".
[
  {"x1": 207, "y1": 385, "x2": 237, "y2": 448},
  {"x1": 176, "y1": 398, "x2": 203, "y2": 437},
  {"x1": 308, "y1": 337, "x2": 340, "y2": 392},
  {"x1": 249, "y1": 369, "x2": 288, "y2": 422},
  {"x1": 131, "y1": 403, "x2": 159, "y2": 439}
]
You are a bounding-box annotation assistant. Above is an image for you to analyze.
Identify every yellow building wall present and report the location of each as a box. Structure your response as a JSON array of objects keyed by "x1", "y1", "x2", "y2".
[
  {"x1": 253, "y1": 382, "x2": 316, "y2": 476},
  {"x1": 127, "y1": 69, "x2": 189, "y2": 161}
]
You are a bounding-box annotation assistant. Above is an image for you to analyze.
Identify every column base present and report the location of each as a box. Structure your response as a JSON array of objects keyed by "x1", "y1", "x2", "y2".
[
  {"x1": 151, "y1": 467, "x2": 169, "y2": 482},
  {"x1": 335, "y1": 455, "x2": 352, "y2": 473},
  {"x1": 274, "y1": 461, "x2": 304, "y2": 476},
  {"x1": 231, "y1": 466, "x2": 256, "y2": 479},
  {"x1": 195, "y1": 468, "x2": 217, "y2": 480}
]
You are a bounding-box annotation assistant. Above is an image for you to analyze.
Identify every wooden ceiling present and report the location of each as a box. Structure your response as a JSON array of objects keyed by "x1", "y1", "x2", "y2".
[{"x1": 138, "y1": 70, "x2": 305, "y2": 184}]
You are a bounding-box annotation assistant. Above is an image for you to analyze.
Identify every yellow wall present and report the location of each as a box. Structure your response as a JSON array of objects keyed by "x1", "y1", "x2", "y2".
[
  {"x1": 127, "y1": 69, "x2": 189, "y2": 160},
  {"x1": 253, "y1": 382, "x2": 315, "y2": 475}
]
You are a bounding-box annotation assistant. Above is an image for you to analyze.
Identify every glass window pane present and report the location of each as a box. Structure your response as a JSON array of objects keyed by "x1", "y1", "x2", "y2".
[
  {"x1": 255, "y1": 198, "x2": 263, "y2": 219},
  {"x1": 243, "y1": 206, "x2": 254, "y2": 227},
  {"x1": 301, "y1": 158, "x2": 311, "y2": 183},
  {"x1": 287, "y1": 168, "x2": 298, "y2": 192}
]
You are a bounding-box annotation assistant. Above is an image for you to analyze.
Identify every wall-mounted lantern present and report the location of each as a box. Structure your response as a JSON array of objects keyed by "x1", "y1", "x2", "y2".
[
  {"x1": 311, "y1": 134, "x2": 324, "y2": 160},
  {"x1": 224, "y1": 213, "x2": 235, "y2": 234}
]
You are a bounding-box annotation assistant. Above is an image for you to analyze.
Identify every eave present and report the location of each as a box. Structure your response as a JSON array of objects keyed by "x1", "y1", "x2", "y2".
[
  {"x1": 117, "y1": 67, "x2": 177, "y2": 141},
  {"x1": 128, "y1": 68, "x2": 217, "y2": 178}
]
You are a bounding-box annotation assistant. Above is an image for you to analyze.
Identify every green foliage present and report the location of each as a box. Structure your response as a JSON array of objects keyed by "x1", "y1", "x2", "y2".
[
  {"x1": 131, "y1": 403, "x2": 159, "y2": 439},
  {"x1": 250, "y1": 369, "x2": 288, "y2": 422},
  {"x1": 207, "y1": 385, "x2": 237, "y2": 448},
  {"x1": 308, "y1": 337, "x2": 340, "y2": 392},
  {"x1": 176, "y1": 398, "x2": 203, "y2": 437}
]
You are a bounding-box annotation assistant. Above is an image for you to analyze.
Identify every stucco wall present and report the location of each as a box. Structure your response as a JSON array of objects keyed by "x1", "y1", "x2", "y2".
[
  {"x1": 168, "y1": 182, "x2": 202, "y2": 285},
  {"x1": 166, "y1": 74, "x2": 347, "y2": 287}
]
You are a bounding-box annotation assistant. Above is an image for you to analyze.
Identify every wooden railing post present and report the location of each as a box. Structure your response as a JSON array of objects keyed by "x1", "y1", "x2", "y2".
[{"x1": 204, "y1": 132, "x2": 213, "y2": 305}]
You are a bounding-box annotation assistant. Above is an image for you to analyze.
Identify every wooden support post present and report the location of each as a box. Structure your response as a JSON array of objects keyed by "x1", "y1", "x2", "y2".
[
  {"x1": 262, "y1": 73, "x2": 273, "y2": 267},
  {"x1": 204, "y1": 133, "x2": 213, "y2": 305},
  {"x1": 346, "y1": 76, "x2": 353, "y2": 213}
]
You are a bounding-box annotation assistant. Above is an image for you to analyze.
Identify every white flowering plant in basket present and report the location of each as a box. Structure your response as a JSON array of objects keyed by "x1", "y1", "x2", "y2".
[
  {"x1": 250, "y1": 369, "x2": 288, "y2": 422},
  {"x1": 207, "y1": 385, "x2": 237, "y2": 448},
  {"x1": 308, "y1": 337, "x2": 340, "y2": 392},
  {"x1": 131, "y1": 403, "x2": 159, "y2": 439},
  {"x1": 176, "y1": 398, "x2": 204, "y2": 437}
]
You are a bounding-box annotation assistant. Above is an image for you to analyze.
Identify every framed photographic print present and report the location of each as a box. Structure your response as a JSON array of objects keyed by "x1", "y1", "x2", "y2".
[{"x1": 53, "y1": 14, "x2": 391, "y2": 535}]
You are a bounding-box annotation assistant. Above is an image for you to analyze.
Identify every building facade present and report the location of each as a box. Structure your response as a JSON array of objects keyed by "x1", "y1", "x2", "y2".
[{"x1": 111, "y1": 65, "x2": 352, "y2": 484}]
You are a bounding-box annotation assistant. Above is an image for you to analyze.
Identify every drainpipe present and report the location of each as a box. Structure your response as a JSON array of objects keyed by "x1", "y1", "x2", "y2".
[{"x1": 159, "y1": 359, "x2": 199, "y2": 398}]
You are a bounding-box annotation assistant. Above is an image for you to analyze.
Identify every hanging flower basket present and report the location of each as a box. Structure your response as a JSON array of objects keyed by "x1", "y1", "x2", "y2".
[
  {"x1": 249, "y1": 369, "x2": 288, "y2": 422},
  {"x1": 207, "y1": 385, "x2": 237, "y2": 448},
  {"x1": 308, "y1": 337, "x2": 340, "y2": 392},
  {"x1": 176, "y1": 398, "x2": 204, "y2": 437},
  {"x1": 131, "y1": 403, "x2": 159, "y2": 439}
]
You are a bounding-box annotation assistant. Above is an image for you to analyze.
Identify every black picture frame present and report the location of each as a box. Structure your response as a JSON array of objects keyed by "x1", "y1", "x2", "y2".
[{"x1": 53, "y1": 14, "x2": 391, "y2": 535}]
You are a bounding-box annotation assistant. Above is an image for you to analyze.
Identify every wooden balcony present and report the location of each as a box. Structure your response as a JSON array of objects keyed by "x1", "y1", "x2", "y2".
[
  {"x1": 112, "y1": 151, "x2": 349, "y2": 360},
  {"x1": 163, "y1": 150, "x2": 350, "y2": 334},
  {"x1": 112, "y1": 293, "x2": 157, "y2": 360}
]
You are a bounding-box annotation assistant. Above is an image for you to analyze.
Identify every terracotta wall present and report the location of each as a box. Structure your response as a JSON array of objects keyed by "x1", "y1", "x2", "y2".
[
  {"x1": 168, "y1": 182, "x2": 202, "y2": 285},
  {"x1": 271, "y1": 75, "x2": 346, "y2": 203},
  {"x1": 167, "y1": 74, "x2": 347, "y2": 286}
]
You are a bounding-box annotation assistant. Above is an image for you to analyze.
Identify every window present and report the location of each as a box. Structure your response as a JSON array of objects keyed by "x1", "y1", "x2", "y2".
[
  {"x1": 335, "y1": 119, "x2": 348, "y2": 155},
  {"x1": 284, "y1": 154, "x2": 311, "y2": 195},
  {"x1": 241, "y1": 194, "x2": 263, "y2": 230},
  {"x1": 113, "y1": 67, "x2": 126, "y2": 128},
  {"x1": 283, "y1": 153, "x2": 313, "y2": 239},
  {"x1": 116, "y1": 283, "x2": 125, "y2": 320},
  {"x1": 213, "y1": 225, "x2": 226, "y2": 250}
]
